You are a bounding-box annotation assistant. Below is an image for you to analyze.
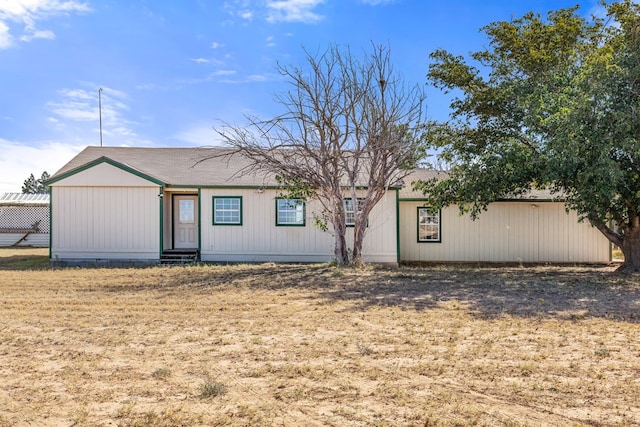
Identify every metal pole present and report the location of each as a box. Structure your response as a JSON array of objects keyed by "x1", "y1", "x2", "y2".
[{"x1": 98, "y1": 87, "x2": 103, "y2": 147}]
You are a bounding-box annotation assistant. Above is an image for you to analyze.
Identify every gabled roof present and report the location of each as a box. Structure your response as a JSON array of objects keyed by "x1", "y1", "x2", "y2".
[
  {"x1": 50, "y1": 146, "x2": 272, "y2": 188},
  {"x1": 50, "y1": 146, "x2": 406, "y2": 189},
  {"x1": 50, "y1": 146, "x2": 558, "y2": 199},
  {"x1": 0, "y1": 193, "x2": 50, "y2": 205}
]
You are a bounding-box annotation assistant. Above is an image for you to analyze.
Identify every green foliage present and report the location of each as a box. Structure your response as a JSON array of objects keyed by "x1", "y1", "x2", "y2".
[
  {"x1": 275, "y1": 174, "x2": 316, "y2": 201},
  {"x1": 21, "y1": 171, "x2": 50, "y2": 194},
  {"x1": 420, "y1": 0, "x2": 640, "y2": 268}
]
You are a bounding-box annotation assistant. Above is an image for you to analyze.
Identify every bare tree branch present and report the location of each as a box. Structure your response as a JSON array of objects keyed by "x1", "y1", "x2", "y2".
[{"x1": 210, "y1": 43, "x2": 426, "y2": 265}]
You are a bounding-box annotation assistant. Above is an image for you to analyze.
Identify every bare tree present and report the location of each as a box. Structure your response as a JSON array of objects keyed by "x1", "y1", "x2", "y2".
[{"x1": 212, "y1": 44, "x2": 426, "y2": 266}]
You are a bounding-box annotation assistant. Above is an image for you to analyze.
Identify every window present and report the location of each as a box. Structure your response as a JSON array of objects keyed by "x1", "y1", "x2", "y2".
[
  {"x1": 418, "y1": 207, "x2": 441, "y2": 242},
  {"x1": 276, "y1": 198, "x2": 305, "y2": 226},
  {"x1": 344, "y1": 198, "x2": 365, "y2": 226},
  {"x1": 179, "y1": 199, "x2": 195, "y2": 224},
  {"x1": 213, "y1": 196, "x2": 242, "y2": 225}
]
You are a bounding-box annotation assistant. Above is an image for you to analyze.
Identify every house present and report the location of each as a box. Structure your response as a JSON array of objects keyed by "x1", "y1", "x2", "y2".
[
  {"x1": 47, "y1": 146, "x2": 611, "y2": 266},
  {"x1": 398, "y1": 170, "x2": 611, "y2": 263},
  {"x1": 0, "y1": 192, "x2": 50, "y2": 247}
]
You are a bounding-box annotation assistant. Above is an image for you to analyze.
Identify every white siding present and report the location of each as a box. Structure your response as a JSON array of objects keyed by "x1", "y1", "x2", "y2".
[
  {"x1": 53, "y1": 162, "x2": 158, "y2": 187},
  {"x1": 51, "y1": 186, "x2": 160, "y2": 260},
  {"x1": 399, "y1": 201, "x2": 610, "y2": 263},
  {"x1": 200, "y1": 189, "x2": 397, "y2": 263},
  {"x1": 0, "y1": 233, "x2": 48, "y2": 247}
]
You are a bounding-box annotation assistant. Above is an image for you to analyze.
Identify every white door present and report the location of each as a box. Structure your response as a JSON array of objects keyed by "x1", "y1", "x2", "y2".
[{"x1": 173, "y1": 195, "x2": 198, "y2": 249}]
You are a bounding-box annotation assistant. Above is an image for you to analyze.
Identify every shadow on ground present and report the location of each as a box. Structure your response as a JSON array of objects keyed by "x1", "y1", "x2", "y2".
[
  {"x1": 116, "y1": 263, "x2": 640, "y2": 323},
  {"x1": 7, "y1": 251, "x2": 638, "y2": 323}
]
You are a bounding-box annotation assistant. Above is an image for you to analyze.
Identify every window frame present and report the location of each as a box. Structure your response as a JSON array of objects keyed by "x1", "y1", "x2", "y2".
[
  {"x1": 275, "y1": 198, "x2": 306, "y2": 227},
  {"x1": 417, "y1": 206, "x2": 441, "y2": 243},
  {"x1": 344, "y1": 197, "x2": 367, "y2": 227},
  {"x1": 212, "y1": 196, "x2": 243, "y2": 226}
]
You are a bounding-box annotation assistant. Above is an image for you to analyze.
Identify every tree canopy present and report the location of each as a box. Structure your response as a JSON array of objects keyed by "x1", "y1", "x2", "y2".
[
  {"x1": 416, "y1": 0, "x2": 640, "y2": 271},
  {"x1": 22, "y1": 171, "x2": 50, "y2": 194}
]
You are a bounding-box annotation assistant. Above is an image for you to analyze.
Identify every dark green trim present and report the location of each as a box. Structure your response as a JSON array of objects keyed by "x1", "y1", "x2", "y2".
[
  {"x1": 167, "y1": 184, "x2": 398, "y2": 190},
  {"x1": 159, "y1": 188, "x2": 164, "y2": 257},
  {"x1": 198, "y1": 188, "x2": 202, "y2": 258},
  {"x1": 275, "y1": 198, "x2": 306, "y2": 227},
  {"x1": 212, "y1": 196, "x2": 243, "y2": 226},
  {"x1": 48, "y1": 187, "x2": 53, "y2": 259},
  {"x1": 417, "y1": 206, "x2": 441, "y2": 243},
  {"x1": 495, "y1": 198, "x2": 558, "y2": 203},
  {"x1": 46, "y1": 156, "x2": 165, "y2": 186},
  {"x1": 398, "y1": 198, "x2": 559, "y2": 203},
  {"x1": 395, "y1": 189, "x2": 400, "y2": 264}
]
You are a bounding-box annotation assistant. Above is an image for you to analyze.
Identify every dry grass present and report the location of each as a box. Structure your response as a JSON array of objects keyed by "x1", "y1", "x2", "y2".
[{"x1": 1, "y1": 248, "x2": 639, "y2": 426}]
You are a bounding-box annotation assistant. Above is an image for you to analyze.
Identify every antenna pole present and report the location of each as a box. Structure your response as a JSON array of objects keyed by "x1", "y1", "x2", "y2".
[{"x1": 98, "y1": 88, "x2": 103, "y2": 147}]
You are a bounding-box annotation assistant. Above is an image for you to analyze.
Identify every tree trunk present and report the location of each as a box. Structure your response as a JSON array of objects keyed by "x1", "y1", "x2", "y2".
[
  {"x1": 332, "y1": 205, "x2": 350, "y2": 266},
  {"x1": 351, "y1": 220, "x2": 367, "y2": 267},
  {"x1": 334, "y1": 229, "x2": 349, "y2": 265},
  {"x1": 619, "y1": 226, "x2": 640, "y2": 272}
]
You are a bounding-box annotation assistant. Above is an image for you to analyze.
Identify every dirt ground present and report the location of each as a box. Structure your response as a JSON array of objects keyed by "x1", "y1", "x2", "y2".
[{"x1": 0, "y1": 248, "x2": 639, "y2": 426}]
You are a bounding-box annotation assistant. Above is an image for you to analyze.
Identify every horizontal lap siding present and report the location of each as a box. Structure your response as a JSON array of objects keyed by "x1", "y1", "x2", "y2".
[
  {"x1": 0, "y1": 233, "x2": 49, "y2": 247},
  {"x1": 200, "y1": 189, "x2": 397, "y2": 263},
  {"x1": 399, "y1": 201, "x2": 610, "y2": 263},
  {"x1": 51, "y1": 187, "x2": 159, "y2": 259}
]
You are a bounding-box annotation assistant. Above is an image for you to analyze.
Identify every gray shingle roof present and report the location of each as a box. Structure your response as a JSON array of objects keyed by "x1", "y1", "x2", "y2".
[
  {"x1": 399, "y1": 169, "x2": 448, "y2": 199},
  {"x1": 399, "y1": 169, "x2": 557, "y2": 200},
  {"x1": 51, "y1": 146, "x2": 559, "y2": 200},
  {"x1": 51, "y1": 146, "x2": 274, "y2": 187}
]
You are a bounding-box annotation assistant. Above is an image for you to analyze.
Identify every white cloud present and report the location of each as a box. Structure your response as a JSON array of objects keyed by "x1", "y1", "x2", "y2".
[
  {"x1": 0, "y1": 21, "x2": 12, "y2": 48},
  {"x1": 239, "y1": 10, "x2": 253, "y2": 20},
  {"x1": 19, "y1": 28, "x2": 54, "y2": 41},
  {"x1": 0, "y1": 139, "x2": 84, "y2": 193},
  {"x1": 211, "y1": 41, "x2": 222, "y2": 49},
  {"x1": 266, "y1": 0, "x2": 324, "y2": 23},
  {"x1": 46, "y1": 86, "x2": 139, "y2": 140},
  {"x1": 223, "y1": 0, "x2": 255, "y2": 21},
  {"x1": 172, "y1": 124, "x2": 223, "y2": 146},
  {"x1": 191, "y1": 57, "x2": 210, "y2": 64},
  {"x1": 218, "y1": 73, "x2": 274, "y2": 84},
  {"x1": 213, "y1": 69, "x2": 236, "y2": 76},
  {"x1": 0, "y1": 0, "x2": 90, "y2": 49}
]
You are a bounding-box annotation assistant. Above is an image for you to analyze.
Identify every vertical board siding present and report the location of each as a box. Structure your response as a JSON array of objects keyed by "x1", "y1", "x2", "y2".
[
  {"x1": 200, "y1": 189, "x2": 397, "y2": 263},
  {"x1": 399, "y1": 201, "x2": 610, "y2": 263},
  {"x1": 51, "y1": 186, "x2": 159, "y2": 259}
]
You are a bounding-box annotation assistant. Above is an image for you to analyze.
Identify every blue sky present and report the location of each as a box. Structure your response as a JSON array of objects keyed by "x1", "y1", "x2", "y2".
[{"x1": 0, "y1": 0, "x2": 604, "y2": 193}]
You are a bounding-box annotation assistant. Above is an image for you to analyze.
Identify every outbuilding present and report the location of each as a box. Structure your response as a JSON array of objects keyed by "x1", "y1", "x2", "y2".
[{"x1": 0, "y1": 193, "x2": 50, "y2": 247}]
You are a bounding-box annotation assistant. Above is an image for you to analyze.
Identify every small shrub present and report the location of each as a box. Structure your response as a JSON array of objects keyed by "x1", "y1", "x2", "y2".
[
  {"x1": 200, "y1": 380, "x2": 227, "y2": 399},
  {"x1": 357, "y1": 342, "x2": 374, "y2": 356},
  {"x1": 152, "y1": 368, "x2": 171, "y2": 379}
]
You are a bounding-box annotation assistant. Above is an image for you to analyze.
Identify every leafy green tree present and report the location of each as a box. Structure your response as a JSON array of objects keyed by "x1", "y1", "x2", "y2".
[
  {"x1": 416, "y1": 0, "x2": 640, "y2": 271},
  {"x1": 21, "y1": 174, "x2": 38, "y2": 194},
  {"x1": 22, "y1": 171, "x2": 50, "y2": 194}
]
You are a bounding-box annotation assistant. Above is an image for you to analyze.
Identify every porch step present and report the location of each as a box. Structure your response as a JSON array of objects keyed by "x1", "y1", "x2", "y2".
[{"x1": 160, "y1": 249, "x2": 199, "y2": 265}]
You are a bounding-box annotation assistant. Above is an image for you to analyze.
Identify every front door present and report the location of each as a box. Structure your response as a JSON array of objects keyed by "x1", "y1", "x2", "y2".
[{"x1": 173, "y1": 195, "x2": 198, "y2": 249}]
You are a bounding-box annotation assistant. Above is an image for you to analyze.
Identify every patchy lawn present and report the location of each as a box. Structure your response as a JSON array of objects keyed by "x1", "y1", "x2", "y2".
[
  {"x1": 0, "y1": 250, "x2": 639, "y2": 426},
  {"x1": 0, "y1": 247, "x2": 49, "y2": 270}
]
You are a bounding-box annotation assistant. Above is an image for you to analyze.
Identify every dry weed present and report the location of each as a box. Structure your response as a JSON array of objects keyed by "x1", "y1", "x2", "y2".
[{"x1": 0, "y1": 249, "x2": 639, "y2": 426}]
